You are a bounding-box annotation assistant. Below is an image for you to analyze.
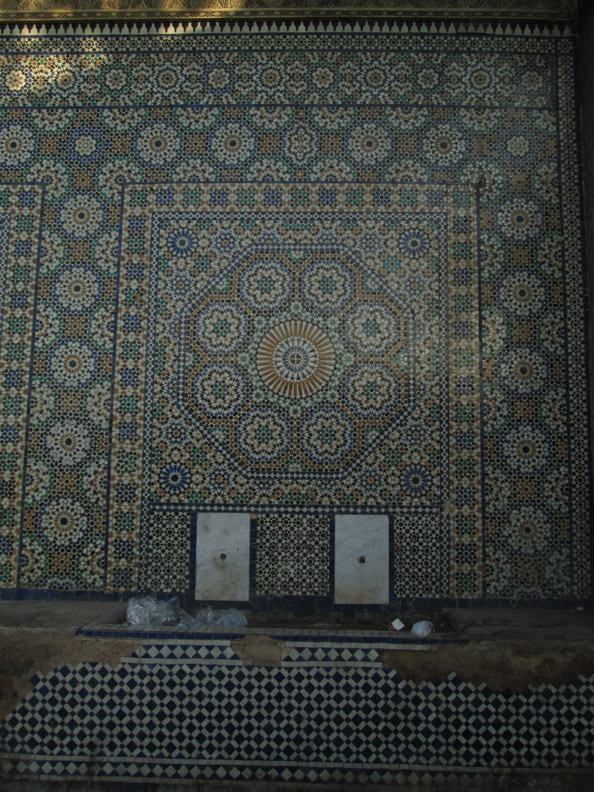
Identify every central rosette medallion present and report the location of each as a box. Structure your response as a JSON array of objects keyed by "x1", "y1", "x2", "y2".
[
  {"x1": 176, "y1": 241, "x2": 415, "y2": 475},
  {"x1": 258, "y1": 321, "x2": 335, "y2": 398}
]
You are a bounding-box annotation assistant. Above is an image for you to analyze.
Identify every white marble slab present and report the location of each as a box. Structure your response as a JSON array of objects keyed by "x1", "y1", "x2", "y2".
[
  {"x1": 195, "y1": 513, "x2": 251, "y2": 601},
  {"x1": 334, "y1": 515, "x2": 390, "y2": 604}
]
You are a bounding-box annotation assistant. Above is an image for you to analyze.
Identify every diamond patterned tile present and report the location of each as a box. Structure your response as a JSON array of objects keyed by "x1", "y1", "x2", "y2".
[{"x1": 2, "y1": 641, "x2": 589, "y2": 782}]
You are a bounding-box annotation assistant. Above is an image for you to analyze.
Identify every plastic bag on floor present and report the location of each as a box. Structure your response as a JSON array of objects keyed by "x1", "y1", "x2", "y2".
[
  {"x1": 193, "y1": 606, "x2": 248, "y2": 629},
  {"x1": 126, "y1": 596, "x2": 247, "y2": 630},
  {"x1": 126, "y1": 596, "x2": 182, "y2": 627},
  {"x1": 411, "y1": 620, "x2": 433, "y2": 637}
]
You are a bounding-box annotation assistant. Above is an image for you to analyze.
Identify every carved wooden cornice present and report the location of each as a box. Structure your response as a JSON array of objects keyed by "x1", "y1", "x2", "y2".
[{"x1": 0, "y1": 1, "x2": 578, "y2": 24}]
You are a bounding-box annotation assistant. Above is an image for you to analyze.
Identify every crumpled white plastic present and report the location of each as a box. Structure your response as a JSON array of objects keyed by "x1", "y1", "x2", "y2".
[
  {"x1": 411, "y1": 620, "x2": 433, "y2": 637},
  {"x1": 126, "y1": 596, "x2": 247, "y2": 630}
]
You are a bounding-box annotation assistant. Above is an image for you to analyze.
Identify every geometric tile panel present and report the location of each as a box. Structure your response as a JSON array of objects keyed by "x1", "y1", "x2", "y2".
[
  {"x1": 256, "y1": 514, "x2": 331, "y2": 596},
  {"x1": 109, "y1": 182, "x2": 482, "y2": 598},
  {"x1": 0, "y1": 184, "x2": 44, "y2": 589},
  {"x1": 1, "y1": 641, "x2": 593, "y2": 784},
  {"x1": 145, "y1": 512, "x2": 191, "y2": 592},
  {"x1": 394, "y1": 511, "x2": 442, "y2": 598},
  {"x1": 0, "y1": 24, "x2": 589, "y2": 605}
]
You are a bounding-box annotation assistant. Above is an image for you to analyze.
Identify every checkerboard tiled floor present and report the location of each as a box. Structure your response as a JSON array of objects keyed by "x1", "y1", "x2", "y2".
[{"x1": 1, "y1": 638, "x2": 593, "y2": 784}]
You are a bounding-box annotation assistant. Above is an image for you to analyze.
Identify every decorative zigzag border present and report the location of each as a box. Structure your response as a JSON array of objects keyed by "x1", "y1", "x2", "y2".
[{"x1": 0, "y1": 19, "x2": 576, "y2": 38}]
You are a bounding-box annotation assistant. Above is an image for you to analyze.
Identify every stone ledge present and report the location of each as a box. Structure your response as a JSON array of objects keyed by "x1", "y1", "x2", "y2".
[{"x1": 0, "y1": 1, "x2": 579, "y2": 25}]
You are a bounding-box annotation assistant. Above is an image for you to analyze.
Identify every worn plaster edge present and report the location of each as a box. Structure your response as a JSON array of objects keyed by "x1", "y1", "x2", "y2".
[
  {"x1": 0, "y1": 19, "x2": 574, "y2": 38},
  {"x1": 381, "y1": 639, "x2": 594, "y2": 692},
  {"x1": 0, "y1": 633, "x2": 142, "y2": 721}
]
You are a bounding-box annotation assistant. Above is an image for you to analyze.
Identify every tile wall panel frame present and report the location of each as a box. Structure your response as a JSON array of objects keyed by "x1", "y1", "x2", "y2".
[
  {"x1": 109, "y1": 182, "x2": 482, "y2": 598},
  {"x1": 0, "y1": 26, "x2": 587, "y2": 605},
  {"x1": 0, "y1": 183, "x2": 44, "y2": 588}
]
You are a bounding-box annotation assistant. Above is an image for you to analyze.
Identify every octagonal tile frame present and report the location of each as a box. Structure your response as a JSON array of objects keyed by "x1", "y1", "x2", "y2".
[{"x1": 171, "y1": 240, "x2": 416, "y2": 478}]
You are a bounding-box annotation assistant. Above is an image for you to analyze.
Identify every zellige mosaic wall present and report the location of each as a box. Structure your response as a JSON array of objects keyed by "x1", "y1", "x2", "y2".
[{"x1": 0, "y1": 26, "x2": 589, "y2": 604}]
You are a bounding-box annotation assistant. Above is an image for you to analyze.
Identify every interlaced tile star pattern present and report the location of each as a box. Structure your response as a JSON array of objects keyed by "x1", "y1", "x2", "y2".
[{"x1": 0, "y1": 26, "x2": 588, "y2": 603}]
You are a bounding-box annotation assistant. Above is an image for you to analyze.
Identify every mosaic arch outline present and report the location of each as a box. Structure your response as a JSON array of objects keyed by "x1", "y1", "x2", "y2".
[{"x1": 0, "y1": 27, "x2": 587, "y2": 602}]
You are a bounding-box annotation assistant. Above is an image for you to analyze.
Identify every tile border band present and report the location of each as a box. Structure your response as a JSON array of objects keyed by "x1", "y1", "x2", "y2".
[{"x1": 0, "y1": 21, "x2": 576, "y2": 38}]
